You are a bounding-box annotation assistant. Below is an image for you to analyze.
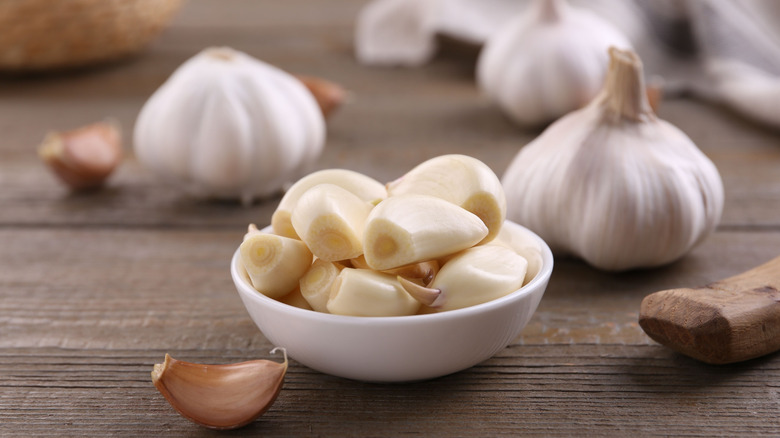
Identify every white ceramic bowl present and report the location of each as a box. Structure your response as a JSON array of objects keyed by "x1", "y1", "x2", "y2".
[{"x1": 231, "y1": 221, "x2": 553, "y2": 382}]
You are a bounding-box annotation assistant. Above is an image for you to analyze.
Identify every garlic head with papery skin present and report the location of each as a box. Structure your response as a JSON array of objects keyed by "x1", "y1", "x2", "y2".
[
  {"x1": 502, "y1": 48, "x2": 724, "y2": 271},
  {"x1": 133, "y1": 47, "x2": 325, "y2": 205},
  {"x1": 477, "y1": 0, "x2": 632, "y2": 127}
]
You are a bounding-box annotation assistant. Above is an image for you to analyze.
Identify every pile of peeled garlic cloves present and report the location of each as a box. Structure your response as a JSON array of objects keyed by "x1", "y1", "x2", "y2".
[{"x1": 240, "y1": 154, "x2": 543, "y2": 316}]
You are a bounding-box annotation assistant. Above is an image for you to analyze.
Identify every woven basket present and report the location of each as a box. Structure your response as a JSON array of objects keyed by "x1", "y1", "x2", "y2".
[{"x1": 0, "y1": 0, "x2": 185, "y2": 71}]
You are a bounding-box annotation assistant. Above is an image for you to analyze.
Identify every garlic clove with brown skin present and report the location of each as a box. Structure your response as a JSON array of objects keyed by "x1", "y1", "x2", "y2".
[
  {"x1": 383, "y1": 260, "x2": 439, "y2": 286},
  {"x1": 296, "y1": 75, "x2": 347, "y2": 119},
  {"x1": 151, "y1": 349, "x2": 288, "y2": 430},
  {"x1": 38, "y1": 120, "x2": 122, "y2": 191},
  {"x1": 351, "y1": 256, "x2": 439, "y2": 285}
]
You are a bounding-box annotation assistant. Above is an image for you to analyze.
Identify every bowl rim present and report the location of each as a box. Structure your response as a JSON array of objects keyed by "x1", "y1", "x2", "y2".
[{"x1": 231, "y1": 220, "x2": 553, "y2": 325}]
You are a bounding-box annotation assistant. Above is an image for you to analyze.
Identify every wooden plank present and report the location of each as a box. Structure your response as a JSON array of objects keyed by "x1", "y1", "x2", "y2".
[
  {"x1": 2, "y1": 0, "x2": 780, "y2": 435},
  {"x1": 2, "y1": 228, "x2": 779, "y2": 350},
  {"x1": 1, "y1": 345, "x2": 778, "y2": 436}
]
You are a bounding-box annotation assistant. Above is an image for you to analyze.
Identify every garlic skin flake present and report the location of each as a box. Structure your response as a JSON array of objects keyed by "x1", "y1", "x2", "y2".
[
  {"x1": 134, "y1": 47, "x2": 325, "y2": 205},
  {"x1": 477, "y1": 0, "x2": 632, "y2": 127},
  {"x1": 502, "y1": 48, "x2": 724, "y2": 271}
]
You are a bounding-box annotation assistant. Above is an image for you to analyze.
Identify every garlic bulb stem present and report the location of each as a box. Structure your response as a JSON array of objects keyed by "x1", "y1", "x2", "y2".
[
  {"x1": 599, "y1": 47, "x2": 654, "y2": 122},
  {"x1": 535, "y1": 0, "x2": 565, "y2": 22}
]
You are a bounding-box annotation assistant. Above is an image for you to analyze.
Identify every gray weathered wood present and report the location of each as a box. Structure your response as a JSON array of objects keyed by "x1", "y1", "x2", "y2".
[{"x1": 2, "y1": 0, "x2": 780, "y2": 435}]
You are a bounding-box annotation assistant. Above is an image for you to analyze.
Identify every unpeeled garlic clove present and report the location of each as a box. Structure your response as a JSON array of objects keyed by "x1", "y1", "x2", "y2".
[
  {"x1": 351, "y1": 256, "x2": 438, "y2": 285},
  {"x1": 296, "y1": 75, "x2": 347, "y2": 119},
  {"x1": 38, "y1": 120, "x2": 123, "y2": 191},
  {"x1": 151, "y1": 349, "x2": 288, "y2": 430}
]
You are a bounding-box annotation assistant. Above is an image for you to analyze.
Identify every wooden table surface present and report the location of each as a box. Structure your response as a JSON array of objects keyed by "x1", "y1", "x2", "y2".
[{"x1": 2, "y1": 0, "x2": 780, "y2": 436}]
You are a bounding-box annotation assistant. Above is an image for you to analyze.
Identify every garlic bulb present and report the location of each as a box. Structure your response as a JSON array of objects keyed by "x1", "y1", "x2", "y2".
[
  {"x1": 355, "y1": 0, "x2": 439, "y2": 66},
  {"x1": 502, "y1": 48, "x2": 724, "y2": 271},
  {"x1": 477, "y1": 0, "x2": 632, "y2": 126},
  {"x1": 355, "y1": 0, "x2": 526, "y2": 67},
  {"x1": 134, "y1": 47, "x2": 325, "y2": 205},
  {"x1": 685, "y1": 0, "x2": 780, "y2": 129}
]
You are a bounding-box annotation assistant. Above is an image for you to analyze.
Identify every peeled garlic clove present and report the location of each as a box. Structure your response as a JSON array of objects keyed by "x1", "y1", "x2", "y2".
[
  {"x1": 240, "y1": 232, "x2": 313, "y2": 298},
  {"x1": 349, "y1": 254, "x2": 371, "y2": 269},
  {"x1": 243, "y1": 223, "x2": 262, "y2": 241},
  {"x1": 477, "y1": 0, "x2": 632, "y2": 126},
  {"x1": 492, "y1": 226, "x2": 544, "y2": 285},
  {"x1": 151, "y1": 349, "x2": 287, "y2": 430},
  {"x1": 386, "y1": 154, "x2": 506, "y2": 243},
  {"x1": 278, "y1": 287, "x2": 313, "y2": 310},
  {"x1": 363, "y1": 194, "x2": 488, "y2": 271},
  {"x1": 38, "y1": 120, "x2": 123, "y2": 191},
  {"x1": 502, "y1": 48, "x2": 724, "y2": 271},
  {"x1": 296, "y1": 75, "x2": 347, "y2": 119},
  {"x1": 400, "y1": 245, "x2": 528, "y2": 312},
  {"x1": 299, "y1": 259, "x2": 346, "y2": 313},
  {"x1": 134, "y1": 47, "x2": 325, "y2": 205},
  {"x1": 326, "y1": 268, "x2": 420, "y2": 316},
  {"x1": 291, "y1": 183, "x2": 374, "y2": 262},
  {"x1": 272, "y1": 169, "x2": 387, "y2": 239}
]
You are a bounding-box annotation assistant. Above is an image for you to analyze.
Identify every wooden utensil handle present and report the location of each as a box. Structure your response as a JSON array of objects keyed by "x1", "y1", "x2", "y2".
[{"x1": 639, "y1": 256, "x2": 780, "y2": 364}]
